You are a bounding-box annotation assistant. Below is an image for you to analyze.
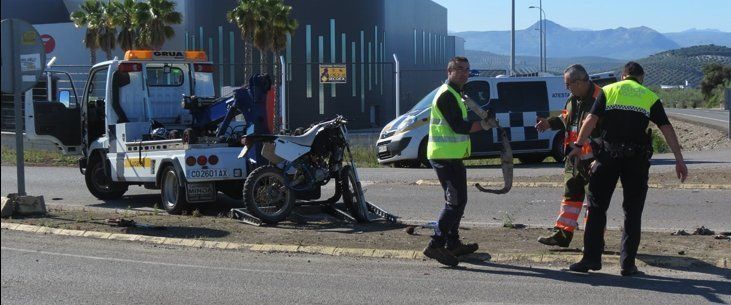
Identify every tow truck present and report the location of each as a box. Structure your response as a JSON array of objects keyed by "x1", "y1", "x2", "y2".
[{"x1": 25, "y1": 50, "x2": 255, "y2": 214}]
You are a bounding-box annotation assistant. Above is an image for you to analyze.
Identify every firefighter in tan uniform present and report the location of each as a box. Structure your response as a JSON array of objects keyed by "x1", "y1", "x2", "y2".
[{"x1": 535, "y1": 64, "x2": 603, "y2": 247}]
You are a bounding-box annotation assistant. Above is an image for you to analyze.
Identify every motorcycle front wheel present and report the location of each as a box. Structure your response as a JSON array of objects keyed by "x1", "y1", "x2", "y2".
[
  {"x1": 339, "y1": 165, "x2": 369, "y2": 222},
  {"x1": 243, "y1": 165, "x2": 296, "y2": 224}
]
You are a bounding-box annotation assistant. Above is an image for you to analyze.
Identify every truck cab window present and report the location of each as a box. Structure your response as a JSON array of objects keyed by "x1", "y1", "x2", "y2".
[{"x1": 146, "y1": 66, "x2": 184, "y2": 87}]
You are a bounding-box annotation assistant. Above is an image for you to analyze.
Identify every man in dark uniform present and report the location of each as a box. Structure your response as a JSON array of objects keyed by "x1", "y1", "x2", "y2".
[
  {"x1": 567, "y1": 61, "x2": 688, "y2": 276},
  {"x1": 422, "y1": 57, "x2": 492, "y2": 267},
  {"x1": 535, "y1": 64, "x2": 603, "y2": 247}
]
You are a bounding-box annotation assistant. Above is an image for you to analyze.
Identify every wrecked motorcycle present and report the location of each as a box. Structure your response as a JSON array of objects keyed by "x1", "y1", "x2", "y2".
[{"x1": 239, "y1": 115, "x2": 368, "y2": 224}]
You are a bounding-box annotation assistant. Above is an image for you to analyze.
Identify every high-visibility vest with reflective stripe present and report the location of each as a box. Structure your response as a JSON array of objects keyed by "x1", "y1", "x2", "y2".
[
  {"x1": 602, "y1": 79, "x2": 659, "y2": 118},
  {"x1": 564, "y1": 84, "x2": 602, "y2": 160},
  {"x1": 427, "y1": 84, "x2": 471, "y2": 159}
]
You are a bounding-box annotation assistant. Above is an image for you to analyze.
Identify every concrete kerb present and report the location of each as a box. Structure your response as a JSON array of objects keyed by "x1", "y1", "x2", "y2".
[
  {"x1": 414, "y1": 180, "x2": 731, "y2": 190},
  {"x1": 1, "y1": 222, "x2": 727, "y2": 270}
]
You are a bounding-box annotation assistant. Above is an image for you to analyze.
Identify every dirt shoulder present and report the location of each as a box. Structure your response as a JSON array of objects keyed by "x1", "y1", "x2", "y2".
[
  {"x1": 512, "y1": 168, "x2": 731, "y2": 186},
  {"x1": 3, "y1": 206, "x2": 729, "y2": 268}
]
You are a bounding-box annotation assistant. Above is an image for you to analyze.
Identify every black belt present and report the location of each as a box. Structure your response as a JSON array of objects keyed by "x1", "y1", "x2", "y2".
[{"x1": 602, "y1": 142, "x2": 651, "y2": 159}]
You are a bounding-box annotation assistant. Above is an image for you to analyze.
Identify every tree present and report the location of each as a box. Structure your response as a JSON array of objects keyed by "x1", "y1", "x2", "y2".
[
  {"x1": 700, "y1": 64, "x2": 731, "y2": 99},
  {"x1": 97, "y1": 1, "x2": 118, "y2": 60},
  {"x1": 109, "y1": 0, "x2": 143, "y2": 51},
  {"x1": 228, "y1": 0, "x2": 262, "y2": 81},
  {"x1": 253, "y1": 0, "x2": 297, "y2": 132},
  {"x1": 70, "y1": 0, "x2": 104, "y2": 64},
  {"x1": 136, "y1": 0, "x2": 182, "y2": 50}
]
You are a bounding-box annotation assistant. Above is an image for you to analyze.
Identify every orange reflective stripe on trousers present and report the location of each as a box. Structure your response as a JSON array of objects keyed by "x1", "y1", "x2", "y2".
[{"x1": 555, "y1": 200, "x2": 584, "y2": 232}]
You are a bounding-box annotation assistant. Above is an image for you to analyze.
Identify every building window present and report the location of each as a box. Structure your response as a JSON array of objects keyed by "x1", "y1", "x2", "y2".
[
  {"x1": 330, "y1": 19, "x2": 336, "y2": 97},
  {"x1": 413, "y1": 29, "x2": 417, "y2": 65},
  {"x1": 306, "y1": 25, "x2": 312, "y2": 98},
  {"x1": 352, "y1": 41, "x2": 356, "y2": 97},
  {"x1": 360, "y1": 30, "x2": 365, "y2": 112},
  {"x1": 319, "y1": 35, "x2": 324, "y2": 114}
]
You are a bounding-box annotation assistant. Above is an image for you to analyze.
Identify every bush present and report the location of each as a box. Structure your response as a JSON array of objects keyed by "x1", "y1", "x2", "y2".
[
  {"x1": 651, "y1": 131, "x2": 670, "y2": 153},
  {"x1": 656, "y1": 88, "x2": 704, "y2": 108}
]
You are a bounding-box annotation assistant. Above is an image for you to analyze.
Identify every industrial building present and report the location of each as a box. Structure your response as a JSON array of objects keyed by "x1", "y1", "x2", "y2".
[{"x1": 2, "y1": 0, "x2": 464, "y2": 130}]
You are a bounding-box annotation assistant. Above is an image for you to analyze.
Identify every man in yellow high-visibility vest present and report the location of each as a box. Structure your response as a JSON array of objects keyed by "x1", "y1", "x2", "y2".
[
  {"x1": 567, "y1": 62, "x2": 687, "y2": 276},
  {"x1": 422, "y1": 57, "x2": 492, "y2": 267}
]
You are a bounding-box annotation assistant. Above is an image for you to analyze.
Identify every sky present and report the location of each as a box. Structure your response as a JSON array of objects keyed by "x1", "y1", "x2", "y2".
[{"x1": 430, "y1": 0, "x2": 731, "y2": 33}]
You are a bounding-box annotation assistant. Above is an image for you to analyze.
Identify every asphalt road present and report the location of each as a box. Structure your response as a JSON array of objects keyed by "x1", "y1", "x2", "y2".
[
  {"x1": 666, "y1": 108, "x2": 730, "y2": 132},
  {"x1": 2, "y1": 230, "x2": 729, "y2": 305},
  {"x1": 3, "y1": 164, "x2": 730, "y2": 231}
]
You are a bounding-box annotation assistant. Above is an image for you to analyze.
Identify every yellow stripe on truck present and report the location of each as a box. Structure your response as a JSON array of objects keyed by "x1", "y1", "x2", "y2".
[{"x1": 124, "y1": 157, "x2": 152, "y2": 168}]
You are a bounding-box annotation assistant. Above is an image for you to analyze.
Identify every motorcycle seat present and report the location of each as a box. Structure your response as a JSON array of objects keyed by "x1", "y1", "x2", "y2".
[{"x1": 276, "y1": 125, "x2": 322, "y2": 146}]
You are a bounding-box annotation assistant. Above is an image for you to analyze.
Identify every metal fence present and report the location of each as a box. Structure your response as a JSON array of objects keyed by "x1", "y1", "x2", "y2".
[{"x1": 1, "y1": 60, "x2": 449, "y2": 132}]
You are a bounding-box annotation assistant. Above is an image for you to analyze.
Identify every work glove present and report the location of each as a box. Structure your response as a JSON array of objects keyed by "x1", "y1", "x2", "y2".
[{"x1": 480, "y1": 117, "x2": 498, "y2": 131}]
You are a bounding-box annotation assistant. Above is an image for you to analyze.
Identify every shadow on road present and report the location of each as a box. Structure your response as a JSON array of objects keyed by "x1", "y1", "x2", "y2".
[
  {"x1": 638, "y1": 253, "x2": 730, "y2": 280},
  {"x1": 651, "y1": 158, "x2": 729, "y2": 166},
  {"x1": 458, "y1": 259, "x2": 731, "y2": 303},
  {"x1": 126, "y1": 226, "x2": 231, "y2": 239}
]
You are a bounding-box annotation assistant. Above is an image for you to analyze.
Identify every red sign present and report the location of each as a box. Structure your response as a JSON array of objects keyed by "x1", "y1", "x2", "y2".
[{"x1": 41, "y1": 34, "x2": 55, "y2": 53}]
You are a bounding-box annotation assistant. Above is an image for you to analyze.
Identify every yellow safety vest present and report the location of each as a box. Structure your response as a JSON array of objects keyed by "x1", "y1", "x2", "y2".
[
  {"x1": 602, "y1": 79, "x2": 659, "y2": 117},
  {"x1": 427, "y1": 84, "x2": 471, "y2": 159}
]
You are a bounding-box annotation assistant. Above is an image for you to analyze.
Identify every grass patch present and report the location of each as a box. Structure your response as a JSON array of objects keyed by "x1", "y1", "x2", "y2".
[
  {"x1": 1, "y1": 148, "x2": 78, "y2": 167},
  {"x1": 348, "y1": 145, "x2": 382, "y2": 168}
]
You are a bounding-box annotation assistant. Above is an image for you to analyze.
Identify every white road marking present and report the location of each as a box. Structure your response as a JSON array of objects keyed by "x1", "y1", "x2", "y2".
[{"x1": 667, "y1": 112, "x2": 728, "y2": 123}]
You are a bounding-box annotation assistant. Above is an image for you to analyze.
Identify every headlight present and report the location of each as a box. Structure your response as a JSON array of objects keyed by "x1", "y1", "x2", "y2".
[{"x1": 396, "y1": 116, "x2": 416, "y2": 131}]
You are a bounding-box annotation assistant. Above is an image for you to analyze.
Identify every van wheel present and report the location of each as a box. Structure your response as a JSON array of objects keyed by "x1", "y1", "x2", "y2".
[
  {"x1": 418, "y1": 138, "x2": 431, "y2": 168},
  {"x1": 85, "y1": 156, "x2": 127, "y2": 200},
  {"x1": 160, "y1": 166, "x2": 189, "y2": 215},
  {"x1": 551, "y1": 133, "x2": 566, "y2": 163}
]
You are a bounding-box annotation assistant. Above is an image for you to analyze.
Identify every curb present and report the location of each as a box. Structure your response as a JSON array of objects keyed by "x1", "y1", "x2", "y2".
[
  {"x1": 414, "y1": 180, "x2": 731, "y2": 190},
  {"x1": 2, "y1": 222, "x2": 727, "y2": 270}
]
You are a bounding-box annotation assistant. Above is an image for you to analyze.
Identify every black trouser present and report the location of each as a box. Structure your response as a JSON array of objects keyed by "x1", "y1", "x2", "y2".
[
  {"x1": 583, "y1": 152, "x2": 650, "y2": 269},
  {"x1": 428, "y1": 159, "x2": 468, "y2": 249}
]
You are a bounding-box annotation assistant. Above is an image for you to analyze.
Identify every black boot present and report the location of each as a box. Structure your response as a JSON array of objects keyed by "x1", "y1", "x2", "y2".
[
  {"x1": 538, "y1": 228, "x2": 573, "y2": 247},
  {"x1": 447, "y1": 241, "x2": 479, "y2": 257},
  {"x1": 569, "y1": 260, "x2": 602, "y2": 273},
  {"x1": 423, "y1": 246, "x2": 458, "y2": 267}
]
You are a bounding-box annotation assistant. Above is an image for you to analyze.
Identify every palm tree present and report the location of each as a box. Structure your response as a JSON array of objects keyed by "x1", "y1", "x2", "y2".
[
  {"x1": 97, "y1": 0, "x2": 118, "y2": 60},
  {"x1": 254, "y1": 0, "x2": 297, "y2": 132},
  {"x1": 136, "y1": 0, "x2": 182, "y2": 50},
  {"x1": 70, "y1": 0, "x2": 104, "y2": 64},
  {"x1": 228, "y1": 0, "x2": 261, "y2": 81},
  {"x1": 109, "y1": 0, "x2": 143, "y2": 51}
]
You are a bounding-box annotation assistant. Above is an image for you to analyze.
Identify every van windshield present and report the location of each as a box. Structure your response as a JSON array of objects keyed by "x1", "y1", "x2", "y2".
[{"x1": 410, "y1": 87, "x2": 439, "y2": 111}]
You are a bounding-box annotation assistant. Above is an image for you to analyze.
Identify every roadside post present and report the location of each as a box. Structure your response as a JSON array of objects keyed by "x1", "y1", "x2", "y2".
[
  {"x1": 1, "y1": 18, "x2": 47, "y2": 216},
  {"x1": 726, "y1": 88, "x2": 730, "y2": 139}
]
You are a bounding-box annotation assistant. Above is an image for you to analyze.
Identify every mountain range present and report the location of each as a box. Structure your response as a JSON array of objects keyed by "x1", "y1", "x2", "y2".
[
  {"x1": 466, "y1": 45, "x2": 731, "y2": 87},
  {"x1": 455, "y1": 21, "x2": 731, "y2": 60}
]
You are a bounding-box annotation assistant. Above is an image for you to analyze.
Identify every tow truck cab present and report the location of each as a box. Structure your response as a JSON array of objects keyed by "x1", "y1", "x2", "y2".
[{"x1": 25, "y1": 50, "x2": 246, "y2": 213}]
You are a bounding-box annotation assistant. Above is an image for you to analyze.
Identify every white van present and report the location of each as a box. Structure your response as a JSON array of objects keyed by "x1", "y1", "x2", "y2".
[{"x1": 376, "y1": 73, "x2": 617, "y2": 167}]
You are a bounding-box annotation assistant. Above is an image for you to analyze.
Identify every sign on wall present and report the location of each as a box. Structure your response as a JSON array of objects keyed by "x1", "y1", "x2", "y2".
[{"x1": 319, "y1": 64, "x2": 347, "y2": 84}]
